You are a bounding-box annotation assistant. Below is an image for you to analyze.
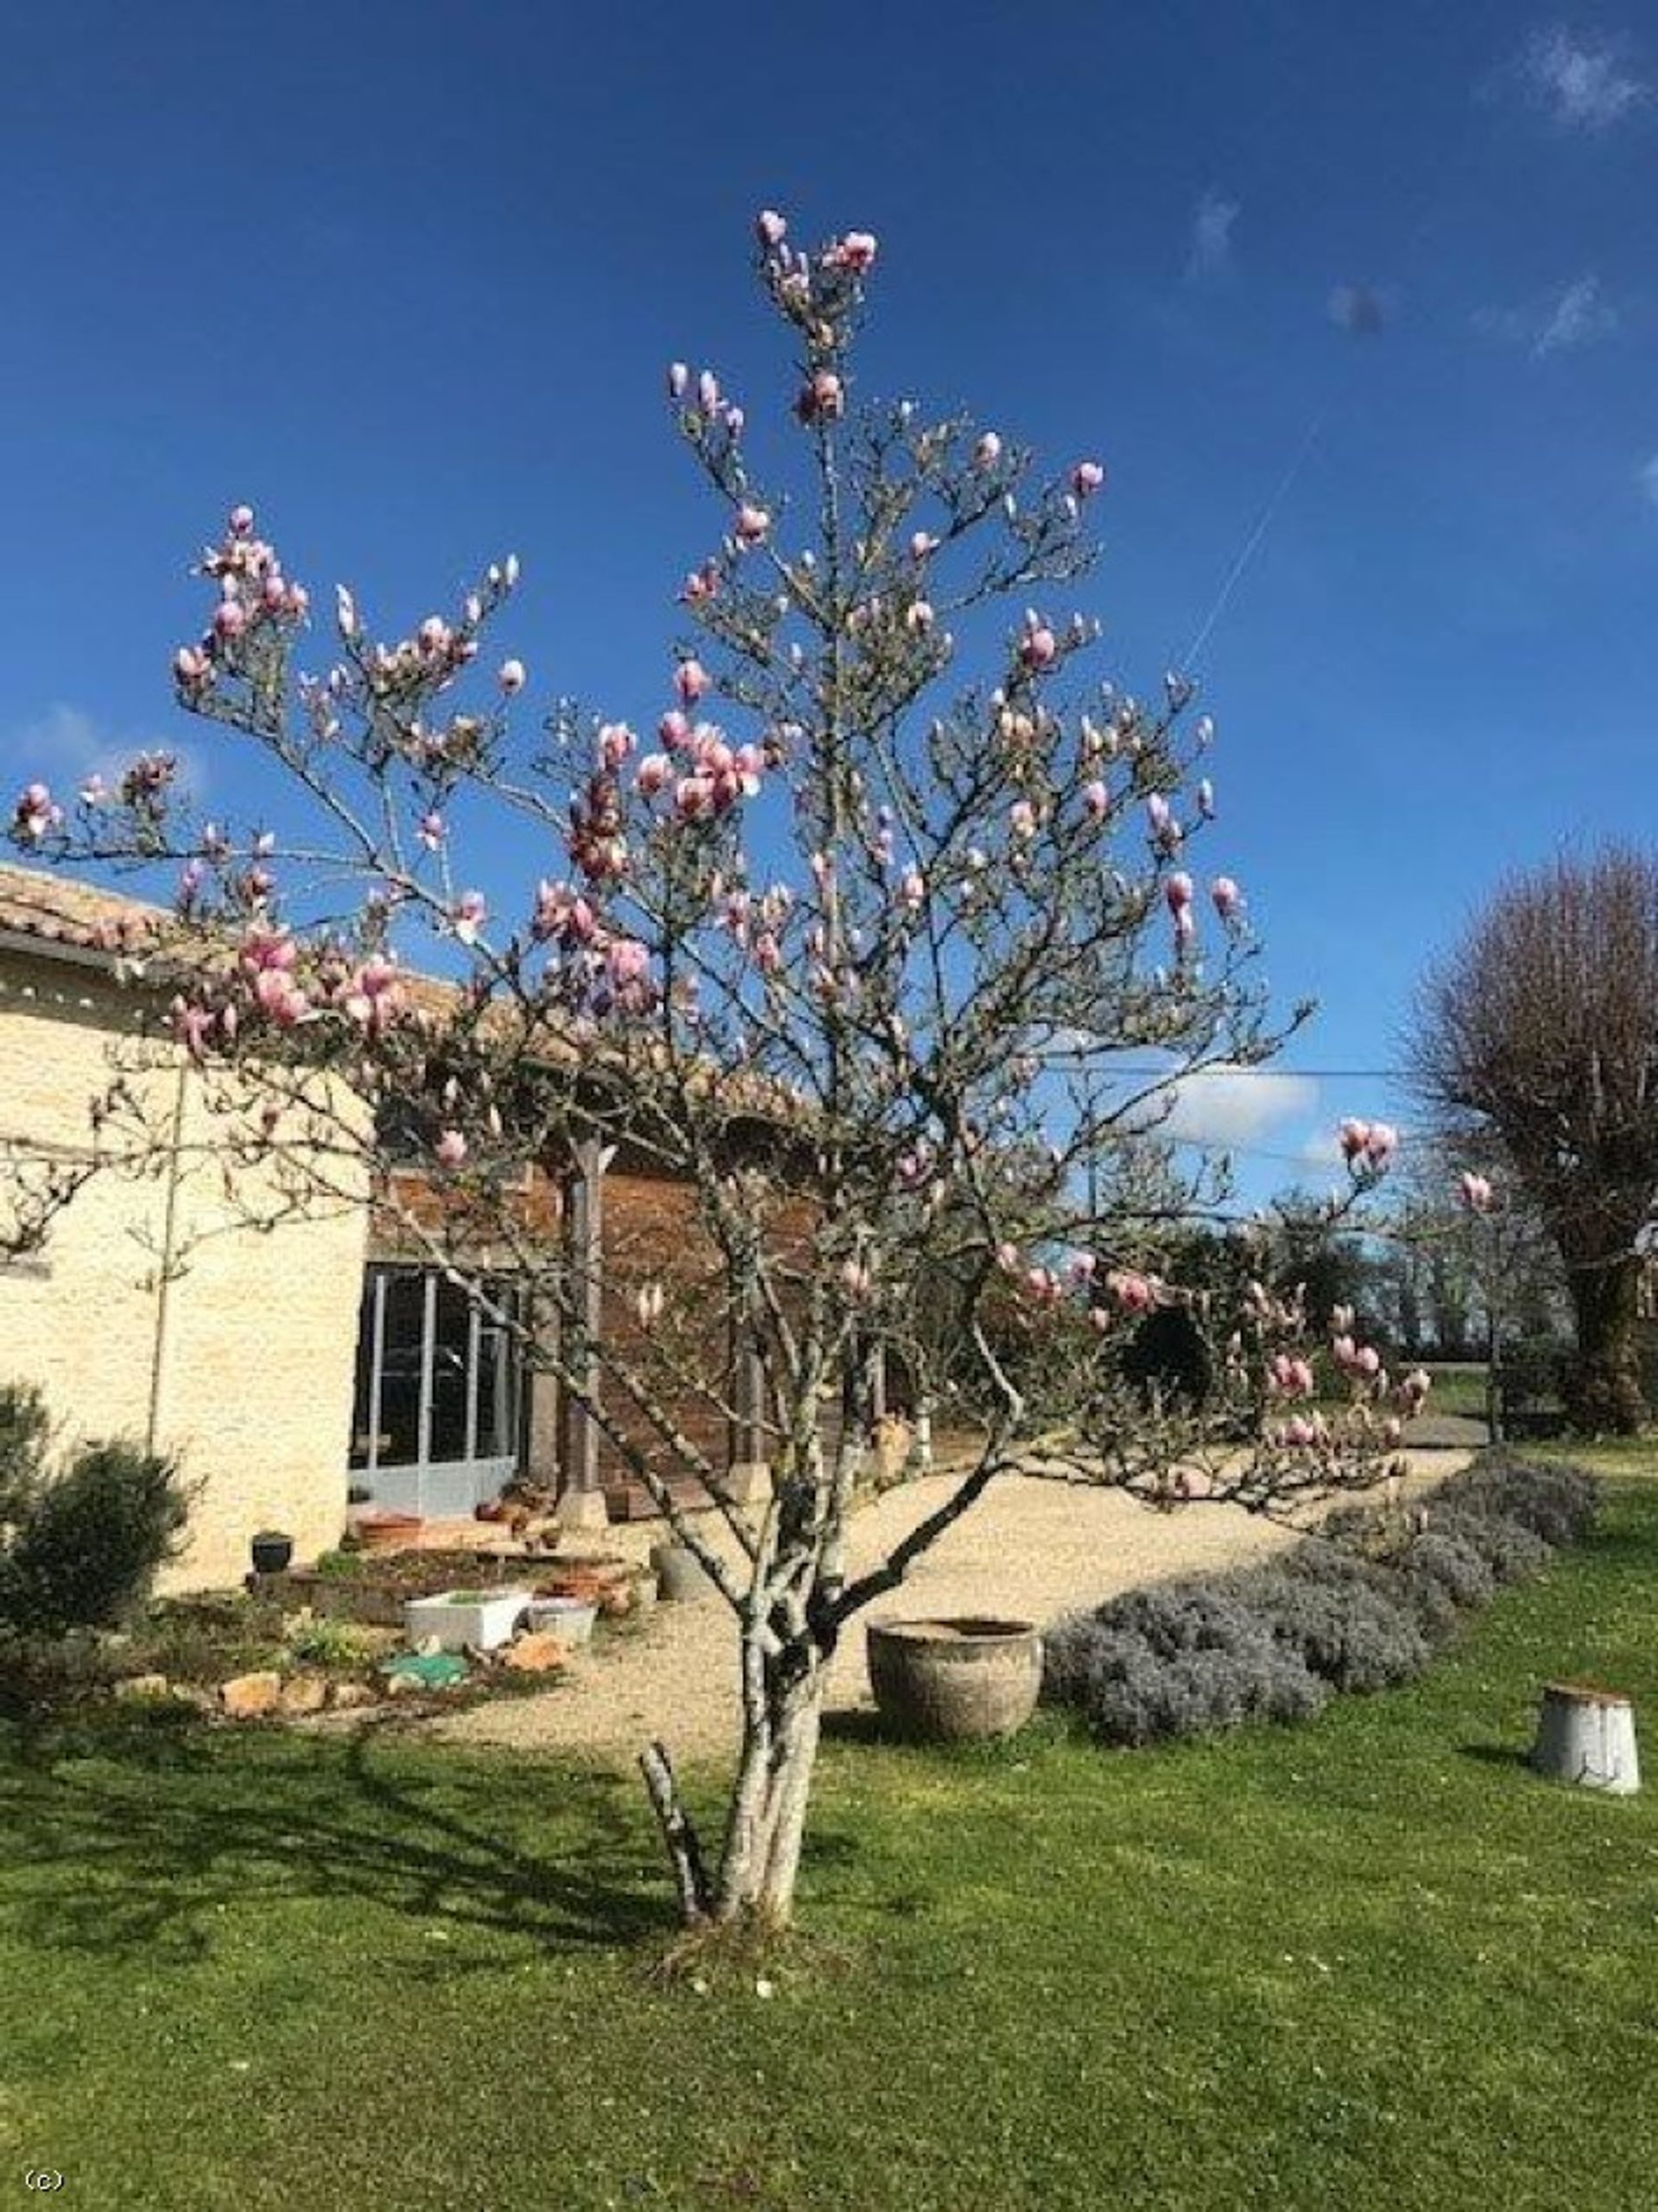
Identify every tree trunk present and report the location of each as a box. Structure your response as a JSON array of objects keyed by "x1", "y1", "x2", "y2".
[
  {"x1": 710, "y1": 1651, "x2": 826, "y2": 1928},
  {"x1": 1565, "y1": 1252, "x2": 1647, "y2": 1434}
]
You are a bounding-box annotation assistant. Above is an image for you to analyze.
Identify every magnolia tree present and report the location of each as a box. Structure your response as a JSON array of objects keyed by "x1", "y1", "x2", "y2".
[{"x1": 6, "y1": 213, "x2": 1416, "y2": 1930}]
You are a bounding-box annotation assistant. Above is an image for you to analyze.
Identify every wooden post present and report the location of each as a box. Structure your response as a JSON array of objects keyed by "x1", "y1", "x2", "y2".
[{"x1": 558, "y1": 1138, "x2": 610, "y2": 1530}]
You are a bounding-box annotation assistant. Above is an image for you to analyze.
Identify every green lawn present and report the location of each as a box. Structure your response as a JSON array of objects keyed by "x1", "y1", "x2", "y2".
[{"x1": 3, "y1": 1477, "x2": 1657, "y2": 2211}]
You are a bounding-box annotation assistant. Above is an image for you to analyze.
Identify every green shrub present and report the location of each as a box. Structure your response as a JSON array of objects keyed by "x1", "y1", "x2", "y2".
[
  {"x1": 1044, "y1": 1582, "x2": 1330, "y2": 1746},
  {"x1": 1422, "y1": 1505, "x2": 1551, "y2": 1585},
  {"x1": 0, "y1": 1384, "x2": 50, "y2": 1526},
  {"x1": 0, "y1": 1439, "x2": 193, "y2": 1637},
  {"x1": 284, "y1": 1616, "x2": 382, "y2": 1668},
  {"x1": 1229, "y1": 1568, "x2": 1431, "y2": 1693},
  {"x1": 1396, "y1": 1527, "x2": 1495, "y2": 1613},
  {"x1": 1281, "y1": 1532, "x2": 1462, "y2": 1644},
  {"x1": 1434, "y1": 1458, "x2": 1600, "y2": 1550}
]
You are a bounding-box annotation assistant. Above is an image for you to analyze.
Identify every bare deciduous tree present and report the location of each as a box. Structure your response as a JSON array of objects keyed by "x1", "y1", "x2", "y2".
[{"x1": 1408, "y1": 846, "x2": 1658, "y2": 1434}]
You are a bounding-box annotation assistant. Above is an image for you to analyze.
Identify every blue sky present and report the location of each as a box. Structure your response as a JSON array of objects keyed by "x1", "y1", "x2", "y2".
[{"x1": 3, "y1": 2, "x2": 1655, "y2": 1195}]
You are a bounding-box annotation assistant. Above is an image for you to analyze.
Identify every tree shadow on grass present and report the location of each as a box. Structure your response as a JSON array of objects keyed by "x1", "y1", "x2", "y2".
[{"x1": 0, "y1": 1709, "x2": 671, "y2": 1963}]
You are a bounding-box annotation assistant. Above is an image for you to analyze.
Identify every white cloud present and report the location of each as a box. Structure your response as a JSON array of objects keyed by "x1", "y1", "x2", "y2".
[
  {"x1": 1151, "y1": 1067, "x2": 1320, "y2": 1151},
  {"x1": 0, "y1": 702, "x2": 206, "y2": 798},
  {"x1": 1473, "y1": 272, "x2": 1619, "y2": 357},
  {"x1": 1637, "y1": 453, "x2": 1658, "y2": 506},
  {"x1": 1534, "y1": 272, "x2": 1618, "y2": 354},
  {"x1": 1187, "y1": 190, "x2": 1239, "y2": 281},
  {"x1": 1518, "y1": 24, "x2": 1649, "y2": 130}
]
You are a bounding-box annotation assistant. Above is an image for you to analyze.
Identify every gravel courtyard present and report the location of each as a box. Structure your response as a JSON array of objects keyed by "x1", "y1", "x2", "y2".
[{"x1": 433, "y1": 1450, "x2": 1467, "y2": 1765}]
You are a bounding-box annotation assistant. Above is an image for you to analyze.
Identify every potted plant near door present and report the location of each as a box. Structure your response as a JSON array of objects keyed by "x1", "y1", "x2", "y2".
[{"x1": 250, "y1": 1529, "x2": 294, "y2": 1576}]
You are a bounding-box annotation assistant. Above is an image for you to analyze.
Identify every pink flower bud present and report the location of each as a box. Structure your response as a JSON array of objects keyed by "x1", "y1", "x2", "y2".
[
  {"x1": 228, "y1": 504, "x2": 256, "y2": 536},
  {"x1": 697, "y1": 370, "x2": 720, "y2": 416},
  {"x1": 435, "y1": 1129, "x2": 467, "y2": 1170},
  {"x1": 1338, "y1": 1119, "x2": 1371, "y2": 1162},
  {"x1": 756, "y1": 208, "x2": 788, "y2": 248},
  {"x1": 1364, "y1": 1123, "x2": 1398, "y2": 1167},
  {"x1": 498, "y1": 658, "x2": 526, "y2": 696},
  {"x1": 213, "y1": 599, "x2": 246, "y2": 640},
  {"x1": 976, "y1": 432, "x2": 1003, "y2": 468},
  {"x1": 418, "y1": 811, "x2": 446, "y2": 851},
  {"x1": 1459, "y1": 1170, "x2": 1494, "y2": 1214},
  {"x1": 668, "y1": 362, "x2": 688, "y2": 399},
  {"x1": 1020, "y1": 625, "x2": 1056, "y2": 669},
  {"x1": 675, "y1": 659, "x2": 711, "y2": 706},
  {"x1": 636, "y1": 753, "x2": 672, "y2": 797},
  {"x1": 1210, "y1": 875, "x2": 1242, "y2": 921},
  {"x1": 1164, "y1": 871, "x2": 1194, "y2": 913},
  {"x1": 1072, "y1": 460, "x2": 1105, "y2": 498},
  {"x1": 734, "y1": 504, "x2": 770, "y2": 546}
]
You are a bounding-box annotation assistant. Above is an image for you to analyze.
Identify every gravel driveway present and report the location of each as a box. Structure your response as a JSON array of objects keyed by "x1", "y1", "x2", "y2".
[{"x1": 432, "y1": 1451, "x2": 1467, "y2": 1766}]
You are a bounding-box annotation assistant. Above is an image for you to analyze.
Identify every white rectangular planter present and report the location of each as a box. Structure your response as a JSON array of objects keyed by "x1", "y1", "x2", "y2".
[{"x1": 404, "y1": 1588, "x2": 531, "y2": 1653}]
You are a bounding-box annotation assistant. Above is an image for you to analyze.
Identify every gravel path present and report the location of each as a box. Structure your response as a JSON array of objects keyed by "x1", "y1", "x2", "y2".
[{"x1": 432, "y1": 1450, "x2": 1468, "y2": 1767}]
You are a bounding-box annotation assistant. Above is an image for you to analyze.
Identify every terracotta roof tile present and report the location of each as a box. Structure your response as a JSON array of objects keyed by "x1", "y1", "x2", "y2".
[{"x1": 0, "y1": 861, "x2": 168, "y2": 955}]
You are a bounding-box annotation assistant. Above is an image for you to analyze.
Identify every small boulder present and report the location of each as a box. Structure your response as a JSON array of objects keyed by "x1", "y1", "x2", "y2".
[
  {"x1": 278, "y1": 1675, "x2": 329, "y2": 1716},
  {"x1": 327, "y1": 1680, "x2": 377, "y2": 1711},
  {"x1": 502, "y1": 1631, "x2": 569, "y2": 1674},
  {"x1": 218, "y1": 1670, "x2": 282, "y2": 1719},
  {"x1": 113, "y1": 1672, "x2": 172, "y2": 1702}
]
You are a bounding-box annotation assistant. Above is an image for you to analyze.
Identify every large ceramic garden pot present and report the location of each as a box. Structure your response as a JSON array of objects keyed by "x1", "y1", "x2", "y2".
[{"x1": 866, "y1": 1616, "x2": 1042, "y2": 1742}]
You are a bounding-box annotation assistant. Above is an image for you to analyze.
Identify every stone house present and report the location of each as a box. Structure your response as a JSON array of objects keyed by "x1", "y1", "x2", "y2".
[{"x1": 0, "y1": 864, "x2": 784, "y2": 1588}]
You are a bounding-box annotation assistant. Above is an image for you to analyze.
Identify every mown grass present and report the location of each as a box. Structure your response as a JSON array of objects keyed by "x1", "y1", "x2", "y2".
[{"x1": 3, "y1": 1474, "x2": 1655, "y2": 2211}]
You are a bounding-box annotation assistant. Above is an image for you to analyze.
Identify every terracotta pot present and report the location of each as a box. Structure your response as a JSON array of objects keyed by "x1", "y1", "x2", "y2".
[{"x1": 866, "y1": 1617, "x2": 1041, "y2": 1742}]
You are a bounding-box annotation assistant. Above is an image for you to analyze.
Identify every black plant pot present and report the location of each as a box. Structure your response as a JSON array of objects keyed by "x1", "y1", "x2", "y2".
[{"x1": 250, "y1": 1533, "x2": 294, "y2": 1576}]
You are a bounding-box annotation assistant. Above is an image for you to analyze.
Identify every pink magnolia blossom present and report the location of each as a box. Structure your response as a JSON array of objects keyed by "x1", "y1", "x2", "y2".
[
  {"x1": 1009, "y1": 800, "x2": 1036, "y2": 840},
  {"x1": 498, "y1": 658, "x2": 527, "y2": 696},
  {"x1": 1459, "y1": 1169, "x2": 1494, "y2": 1214},
  {"x1": 734, "y1": 504, "x2": 770, "y2": 546},
  {"x1": 697, "y1": 370, "x2": 721, "y2": 416},
  {"x1": 675, "y1": 659, "x2": 711, "y2": 706},
  {"x1": 1020, "y1": 624, "x2": 1056, "y2": 669},
  {"x1": 1072, "y1": 460, "x2": 1105, "y2": 498},
  {"x1": 434, "y1": 1128, "x2": 468, "y2": 1171},
  {"x1": 452, "y1": 890, "x2": 488, "y2": 946},
  {"x1": 1083, "y1": 780, "x2": 1109, "y2": 820},
  {"x1": 1108, "y1": 1268, "x2": 1158, "y2": 1314},
  {"x1": 975, "y1": 431, "x2": 1003, "y2": 468},
  {"x1": 1338, "y1": 1119, "x2": 1372, "y2": 1163},
  {"x1": 909, "y1": 531, "x2": 939, "y2": 561},
  {"x1": 826, "y1": 231, "x2": 878, "y2": 274},
  {"x1": 228, "y1": 504, "x2": 256, "y2": 537},
  {"x1": 756, "y1": 208, "x2": 788, "y2": 249},
  {"x1": 213, "y1": 599, "x2": 247, "y2": 641},
  {"x1": 418, "y1": 811, "x2": 446, "y2": 851},
  {"x1": 797, "y1": 370, "x2": 845, "y2": 423},
  {"x1": 1210, "y1": 875, "x2": 1242, "y2": 921},
  {"x1": 636, "y1": 753, "x2": 672, "y2": 798},
  {"x1": 1164, "y1": 871, "x2": 1194, "y2": 913},
  {"x1": 668, "y1": 361, "x2": 689, "y2": 399},
  {"x1": 1364, "y1": 1122, "x2": 1398, "y2": 1168},
  {"x1": 11, "y1": 783, "x2": 62, "y2": 844},
  {"x1": 606, "y1": 938, "x2": 651, "y2": 991}
]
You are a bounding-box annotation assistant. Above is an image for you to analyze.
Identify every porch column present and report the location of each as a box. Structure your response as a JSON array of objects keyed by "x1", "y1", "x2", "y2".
[
  {"x1": 558, "y1": 1137, "x2": 611, "y2": 1531},
  {"x1": 726, "y1": 1307, "x2": 771, "y2": 1505}
]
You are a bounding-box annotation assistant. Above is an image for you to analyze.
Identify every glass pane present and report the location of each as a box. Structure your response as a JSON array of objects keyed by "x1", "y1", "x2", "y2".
[
  {"x1": 347, "y1": 1277, "x2": 377, "y2": 1469},
  {"x1": 428, "y1": 1277, "x2": 472, "y2": 1466},
  {"x1": 475, "y1": 1280, "x2": 519, "y2": 1460},
  {"x1": 377, "y1": 1271, "x2": 427, "y2": 1469}
]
